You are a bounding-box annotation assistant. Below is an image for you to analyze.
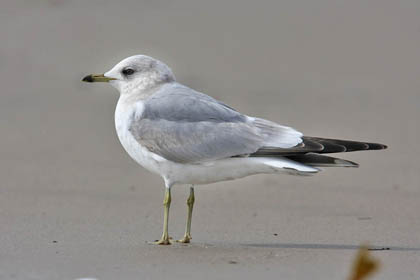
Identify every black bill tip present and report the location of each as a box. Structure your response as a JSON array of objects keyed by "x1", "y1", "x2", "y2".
[{"x1": 82, "y1": 75, "x2": 94, "y2": 82}]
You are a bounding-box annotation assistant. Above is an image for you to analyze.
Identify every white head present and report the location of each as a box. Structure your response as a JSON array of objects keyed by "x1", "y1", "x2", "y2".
[{"x1": 83, "y1": 55, "x2": 175, "y2": 95}]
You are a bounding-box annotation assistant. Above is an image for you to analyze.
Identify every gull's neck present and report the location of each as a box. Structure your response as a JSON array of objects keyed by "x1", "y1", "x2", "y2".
[
  {"x1": 118, "y1": 81, "x2": 173, "y2": 106},
  {"x1": 119, "y1": 76, "x2": 174, "y2": 100}
]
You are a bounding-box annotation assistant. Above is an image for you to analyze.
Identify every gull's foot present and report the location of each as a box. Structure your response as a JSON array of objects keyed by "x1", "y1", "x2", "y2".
[
  {"x1": 149, "y1": 236, "x2": 172, "y2": 245},
  {"x1": 176, "y1": 235, "x2": 192, "y2": 244},
  {"x1": 153, "y1": 238, "x2": 172, "y2": 245}
]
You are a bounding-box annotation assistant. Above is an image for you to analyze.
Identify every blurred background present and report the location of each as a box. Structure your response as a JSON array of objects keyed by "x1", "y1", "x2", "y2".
[{"x1": 1, "y1": 1, "x2": 419, "y2": 279}]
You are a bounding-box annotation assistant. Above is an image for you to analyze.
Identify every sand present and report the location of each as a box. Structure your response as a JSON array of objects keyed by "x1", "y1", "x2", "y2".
[{"x1": 1, "y1": 1, "x2": 419, "y2": 279}]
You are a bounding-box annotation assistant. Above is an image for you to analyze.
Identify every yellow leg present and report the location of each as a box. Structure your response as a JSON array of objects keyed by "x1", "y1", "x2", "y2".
[
  {"x1": 177, "y1": 186, "x2": 195, "y2": 243},
  {"x1": 154, "y1": 187, "x2": 172, "y2": 245}
]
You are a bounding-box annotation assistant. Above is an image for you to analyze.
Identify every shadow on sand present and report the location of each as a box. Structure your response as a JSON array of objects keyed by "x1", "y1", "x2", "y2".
[{"x1": 243, "y1": 243, "x2": 420, "y2": 251}]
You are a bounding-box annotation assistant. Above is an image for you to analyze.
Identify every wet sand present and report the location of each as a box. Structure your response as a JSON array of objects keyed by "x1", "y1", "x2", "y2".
[{"x1": 1, "y1": 1, "x2": 419, "y2": 279}]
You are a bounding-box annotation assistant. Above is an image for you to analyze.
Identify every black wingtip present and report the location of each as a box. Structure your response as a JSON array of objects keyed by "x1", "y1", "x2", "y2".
[
  {"x1": 367, "y1": 143, "x2": 388, "y2": 150},
  {"x1": 82, "y1": 75, "x2": 94, "y2": 82},
  {"x1": 302, "y1": 137, "x2": 388, "y2": 153}
]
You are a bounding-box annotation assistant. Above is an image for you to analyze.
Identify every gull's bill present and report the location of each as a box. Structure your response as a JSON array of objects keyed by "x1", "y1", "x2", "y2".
[{"x1": 82, "y1": 73, "x2": 116, "y2": 83}]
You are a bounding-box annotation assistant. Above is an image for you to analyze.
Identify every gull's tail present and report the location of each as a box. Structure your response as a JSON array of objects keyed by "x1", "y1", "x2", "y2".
[
  {"x1": 286, "y1": 153, "x2": 359, "y2": 168},
  {"x1": 262, "y1": 157, "x2": 320, "y2": 175}
]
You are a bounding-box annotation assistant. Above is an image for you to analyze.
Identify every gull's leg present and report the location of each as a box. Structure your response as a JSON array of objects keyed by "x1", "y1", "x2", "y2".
[
  {"x1": 177, "y1": 185, "x2": 195, "y2": 243},
  {"x1": 154, "y1": 186, "x2": 172, "y2": 245}
]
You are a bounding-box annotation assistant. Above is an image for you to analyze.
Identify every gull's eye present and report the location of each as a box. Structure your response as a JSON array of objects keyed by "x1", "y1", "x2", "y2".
[{"x1": 122, "y1": 68, "x2": 135, "y2": 76}]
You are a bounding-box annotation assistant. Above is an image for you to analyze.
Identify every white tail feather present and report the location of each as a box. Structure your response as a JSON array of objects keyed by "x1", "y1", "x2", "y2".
[{"x1": 263, "y1": 157, "x2": 319, "y2": 175}]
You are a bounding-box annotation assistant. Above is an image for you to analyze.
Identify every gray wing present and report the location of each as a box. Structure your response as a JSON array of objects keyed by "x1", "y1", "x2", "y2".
[
  {"x1": 129, "y1": 83, "x2": 303, "y2": 163},
  {"x1": 140, "y1": 83, "x2": 245, "y2": 122}
]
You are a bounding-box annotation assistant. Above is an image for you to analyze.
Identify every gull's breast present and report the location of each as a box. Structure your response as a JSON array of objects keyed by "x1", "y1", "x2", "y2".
[{"x1": 114, "y1": 98, "x2": 168, "y2": 177}]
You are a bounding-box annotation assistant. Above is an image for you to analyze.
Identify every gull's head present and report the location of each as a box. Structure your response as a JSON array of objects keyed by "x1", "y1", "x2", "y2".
[{"x1": 82, "y1": 55, "x2": 175, "y2": 94}]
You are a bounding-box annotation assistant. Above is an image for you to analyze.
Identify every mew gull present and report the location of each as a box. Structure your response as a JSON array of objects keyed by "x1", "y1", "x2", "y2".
[{"x1": 82, "y1": 55, "x2": 387, "y2": 245}]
